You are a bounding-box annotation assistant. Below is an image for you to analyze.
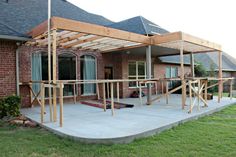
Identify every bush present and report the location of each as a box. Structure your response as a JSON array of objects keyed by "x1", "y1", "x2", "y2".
[{"x1": 0, "y1": 95, "x2": 21, "y2": 119}]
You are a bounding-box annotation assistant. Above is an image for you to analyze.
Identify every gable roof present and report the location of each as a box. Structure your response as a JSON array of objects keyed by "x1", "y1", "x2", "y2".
[
  {"x1": 0, "y1": 0, "x2": 113, "y2": 37},
  {"x1": 194, "y1": 52, "x2": 236, "y2": 72},
  {"x1": 108, "y1": 16, "x2": 169, "y2": 35}
]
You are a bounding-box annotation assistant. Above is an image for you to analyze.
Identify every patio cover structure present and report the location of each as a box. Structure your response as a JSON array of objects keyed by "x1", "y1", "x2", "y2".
[{"x1": 26, "y1": 17, "x2": 224, "y2": 126}]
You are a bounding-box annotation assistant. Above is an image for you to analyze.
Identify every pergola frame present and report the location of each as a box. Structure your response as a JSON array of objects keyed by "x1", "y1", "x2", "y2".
[{"x1": 26, "y1": 16, "x2": 224, "y2": 124}]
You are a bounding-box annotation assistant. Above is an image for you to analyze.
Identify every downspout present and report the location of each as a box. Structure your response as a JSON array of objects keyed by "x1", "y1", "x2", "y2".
[{"x1": 16, "y1": 42, "x2": 21, "y2": 96}]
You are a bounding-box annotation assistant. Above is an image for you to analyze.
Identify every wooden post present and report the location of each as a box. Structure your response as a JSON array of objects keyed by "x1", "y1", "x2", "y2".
[
  {"x1": 40, "y1": 83, "x2": 45, "y2": 124},
  {"x1": 139, "y1": 82, "x2": 143, "y2": 105},
  {"x1": 180, "y1": 41, "x2": 185, "y2": 109},
  {"x1": 197, "y1": 79, "x2": 200, "y2": 110},
  {"x1": 204, "y1": 80, "x2": 208, "y2": 106},
  {"x1": 189, "y1": 81, "x2": 193, "y2": 113},
  {"x1": 116, "y1": 82, "x2": 120, "y2": 102},
  {"x1": 102, "y1": 82, "x2": 106, "y2": 112},
  {"x1": 59, "y1": 83, "x2": 63, "y2": 127},
  {"x1": 110, "y1": 82, "x2": 115, "y2": 116},
  {"x1": 29, "y1": 83, "x2": 33, "y2": 107},
  {"x1": 230, "y1": 79, "x2": 233, "y2": 100},
  {"x1": 73, "y1": 83, "x2": 76, "y2": 104},
  {"x1": 218, "y1": 51, "x2": 223, "y2": 103},
  {"x1": 166, "y1": 81, "x2": 169, "y2": 104},
  {"x1": 96, "y1": 83, "x2": 100, "y2": 100},
  {"x1": 52, "y1": 29, "x2": 57, "y2": 122}
]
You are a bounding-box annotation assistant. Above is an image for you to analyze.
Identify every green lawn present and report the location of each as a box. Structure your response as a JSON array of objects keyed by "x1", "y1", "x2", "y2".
[{"x1": 1, "y1": 105, "x2": 236, "y2": 157}]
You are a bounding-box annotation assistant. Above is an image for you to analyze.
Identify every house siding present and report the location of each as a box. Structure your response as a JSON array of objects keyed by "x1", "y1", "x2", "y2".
[{"x1": 0, "y1": 40, "x2": 17, "y2": 97}]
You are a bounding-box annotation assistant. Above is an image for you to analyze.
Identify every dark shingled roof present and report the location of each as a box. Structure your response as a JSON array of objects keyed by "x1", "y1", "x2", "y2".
[
  {"x1": 0, "y1": 0, "x2": 113, "y2": 37},
  {"x1": 108, "y1": 16, "x2": 169, "y2": 35},
  {"x1": 194, "y1": 52, "x2": 236, "y2": 72},
  {"x1": 159, "y1": 52, "x2": 236, "y2": 72}
]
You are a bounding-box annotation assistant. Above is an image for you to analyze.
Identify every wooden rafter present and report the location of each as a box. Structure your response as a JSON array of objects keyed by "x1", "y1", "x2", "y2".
[{"x1": 50, "y1": 17, "x2": 151, "y2": 44}]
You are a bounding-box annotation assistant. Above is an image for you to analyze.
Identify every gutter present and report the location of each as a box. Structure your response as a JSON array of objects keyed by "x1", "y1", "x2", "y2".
[
  {"x1": 16, "y1": 43, "x2": 21, "y2": 96},
  {"x1": 0, "y1": 35, "x2": 30, "y2": 41}
]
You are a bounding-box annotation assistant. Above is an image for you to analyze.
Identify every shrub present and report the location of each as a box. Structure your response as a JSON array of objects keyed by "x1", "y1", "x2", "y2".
[{"x1": 0, "y1": 95, "x2": 21, "y2": 119}]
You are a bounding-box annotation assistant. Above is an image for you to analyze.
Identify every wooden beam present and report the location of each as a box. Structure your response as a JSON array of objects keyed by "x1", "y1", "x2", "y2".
[
  {"x1": 182, "y1": 32, "x2": 221, "y2": 51},
  {"x1": 63, "y1": 36, "x2": 103, "y2": 48},
  {"x1": 110, "y1": 82, "x2": 115, "y2": 116},
  {"x1": 58, "y1": 33, "x2": 86, "y2": 45},
  {"x1": 150, "y1": 32, "x2": 182, "y2": 45},
  {"x1": 103, "y1": 82, "x2": 106, "y2": 112},
  {"x1": 51, "y1": 17, "x2": 150, "y2": 44},
  {"x1": 28, "y1": 20, "x2": 48, "y2": 38},
  {"x1": 52, "y1": 29, "x2": 57, "y2": 122},
  {"x1": 180, "y1": 41, "x2": 186, "y2": 109},
  {"x1": 59, "y1": 83, "x2": 63, "y2": 127}
]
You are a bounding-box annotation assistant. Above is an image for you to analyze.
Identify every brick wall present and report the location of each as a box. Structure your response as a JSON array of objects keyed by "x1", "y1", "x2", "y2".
[
  {"x1": 103, "y1": 52, "x2": 191, "y2": 98},
  {"x1": 0, "y1": 40, "x2": 17, "y2": 97}
]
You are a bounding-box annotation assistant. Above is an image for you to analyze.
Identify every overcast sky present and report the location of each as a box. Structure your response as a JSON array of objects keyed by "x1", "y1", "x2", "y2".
[{"x1": 68, "y1": 0, "x2": 236, "y2": 58}]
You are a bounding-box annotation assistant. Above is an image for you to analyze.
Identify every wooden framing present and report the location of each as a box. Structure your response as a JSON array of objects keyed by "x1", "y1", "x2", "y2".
[{"x1": 27, "y1": 17, "x2": 221, "y2": 54}]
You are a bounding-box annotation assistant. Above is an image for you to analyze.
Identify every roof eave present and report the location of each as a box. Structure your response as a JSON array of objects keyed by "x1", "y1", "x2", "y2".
[{"x1": 0, "y1": 34, "x2": 31, "y2": 41}]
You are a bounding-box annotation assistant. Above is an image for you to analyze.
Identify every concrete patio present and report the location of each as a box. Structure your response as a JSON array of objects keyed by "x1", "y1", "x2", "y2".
[{"x1": 21, "y1": 94, "x2": 236, "y2": 144}]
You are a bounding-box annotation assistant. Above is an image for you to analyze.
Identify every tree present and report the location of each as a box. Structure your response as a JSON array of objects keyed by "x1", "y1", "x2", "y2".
[{"x1": 194, "y1": 61, "x2": 207, "y2": 77}]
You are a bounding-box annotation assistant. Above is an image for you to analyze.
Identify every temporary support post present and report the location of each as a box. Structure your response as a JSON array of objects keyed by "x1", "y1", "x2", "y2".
[
  {"x1": 218, "y1": 51, "x2": 223, "y2": 103},
  {"x1": 48, "y1": 0, "x2": 52, "y2": 122},
  {"x1": 204, "y1": 80, "x2": 208, "y2": 106},
  {"x1": 59, "y1": 83, "x2": 63, "y2": 127},
  {"x1": 40, "y1": 83, "x2": 45, "y2": 124},
  {"x1": 116, "y1": 82, "x2": 120, "y2": 102},
  {"x1": 165, "y1": 81, "x2": 169, "y2": 104},
  {"x1": 110, "y1": 82, "x2": 115, "y2": 116},
  {"x1": 96, "y1": 83, "x2": 100, "y2": 100},
  {"x1": 102, "y1": 82, "x2": 106, "y2": 112},
  {"x1": 52, "y1": 29, "x2": 57, "y2": 122},
  {"x1": 190, "y1": 52, "x2": 195, "y2": 77},
  {"x1": 146, "y1": 45, "x2": 152, "y2": 105},
  {"x1": 180, "y1": 41, "x2": 186, "y2": 109}
]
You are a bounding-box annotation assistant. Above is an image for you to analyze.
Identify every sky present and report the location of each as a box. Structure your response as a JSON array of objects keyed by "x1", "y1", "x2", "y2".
[{"x1": 68, "y1": 0, "x2": 236, "y2": 58}]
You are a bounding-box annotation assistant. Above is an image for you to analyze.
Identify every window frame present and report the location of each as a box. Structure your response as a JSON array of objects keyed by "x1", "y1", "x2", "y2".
[{"x1": 128, "y1": 61, "x2": 147, "y2": 88}]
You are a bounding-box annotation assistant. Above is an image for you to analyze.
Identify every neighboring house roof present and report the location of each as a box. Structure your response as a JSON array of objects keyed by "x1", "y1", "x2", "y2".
[
  {"x1": 159, "y1": 55, "x2": 191, "y2": 65},
  {"x1": 194, "y1": 52, "x2": 236, "y2": 72},
  {"x1": 108, "y1": 16, "x2": 169, "y2": 35},
  {"x1": 0, "y1": 0, "x2": 113, "y2": 37}
]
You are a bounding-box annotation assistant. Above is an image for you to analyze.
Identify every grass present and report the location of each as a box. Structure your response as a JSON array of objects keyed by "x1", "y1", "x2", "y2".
[
  {"x1": 1, "y1": 105, "x2": 236, "y2": 157},
  {"x1": 213, "y1": 92, "x2": 230, "y2": 97}
]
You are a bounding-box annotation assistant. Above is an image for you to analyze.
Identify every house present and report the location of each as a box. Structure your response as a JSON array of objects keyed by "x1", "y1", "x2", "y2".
[{"x1": 0, "y1": 0, "x2": 226, "y2": 108}]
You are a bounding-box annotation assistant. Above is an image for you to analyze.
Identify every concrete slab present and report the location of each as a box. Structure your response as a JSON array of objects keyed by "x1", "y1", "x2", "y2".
[{"x1": 21, "y1": 94, "x2": 236, "y2": 144}]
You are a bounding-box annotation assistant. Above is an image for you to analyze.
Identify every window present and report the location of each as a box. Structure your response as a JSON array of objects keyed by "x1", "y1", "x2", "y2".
[
  {"x1": 59, "y1": 53, "x2": 76, "y2": 96},
  {"x1": 80, "y1": 55, "x2": 96, "y2": 95},
  {"x1": 128, "y1": 61, "x2": 146, "y2": 87},
  {"x1": 166, "y1": 66, "x2": 178, "y2": 88}
]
